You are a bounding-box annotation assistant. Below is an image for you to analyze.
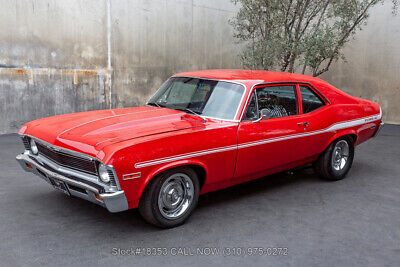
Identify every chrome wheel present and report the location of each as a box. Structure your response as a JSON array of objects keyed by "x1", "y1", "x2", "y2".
[
  {"x1": 158, "y1": 173, "x2": 194, "y2": 219},
  {"x1": 331, "y1": 140, "x2": 349, "y2": 171}
]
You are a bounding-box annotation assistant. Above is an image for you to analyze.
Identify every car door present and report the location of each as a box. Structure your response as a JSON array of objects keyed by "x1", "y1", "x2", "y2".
[
  {"x1": 293, "y1": 83, "x2": 330, "y2": 158},
  {"x1": 234, "y1": 83, "x2": 308, "y2": 179}
]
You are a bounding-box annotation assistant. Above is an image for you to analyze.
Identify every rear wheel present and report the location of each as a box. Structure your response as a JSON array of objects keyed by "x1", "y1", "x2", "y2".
[
  {"x1": 314, "y1": 136, "x2": 354, "y2": 181},
  {"x1": 138, "y1": 167, "x2": 199, "y2": 228}
]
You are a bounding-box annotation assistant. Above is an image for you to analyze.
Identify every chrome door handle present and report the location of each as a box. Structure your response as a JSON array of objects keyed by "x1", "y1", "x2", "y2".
[
  {"x1": 297, "y1": 121, "x2": 309, "y2": 131},
  {"x1": 297, "y1": 122, "x2": 309, "y2": 127}
]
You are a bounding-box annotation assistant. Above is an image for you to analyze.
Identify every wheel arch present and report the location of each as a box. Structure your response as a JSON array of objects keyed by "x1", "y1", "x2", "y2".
[
  {"x1": 138, "y1": 159, "x2": 209, "y2": 201},
  {"x1": 324, "y1": 130, "x2": 358, "y2": 151}
]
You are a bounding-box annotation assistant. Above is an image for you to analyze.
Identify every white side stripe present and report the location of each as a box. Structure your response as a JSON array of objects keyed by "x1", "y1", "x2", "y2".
[
  {"x1": 134, "y1": 145, "x2": 237, "y2": 168},
  {"x1": 135, "y1": 113, "x2": 381, "y2": 169},
  {"x1": 238, "y1": 113, "x2": 381, "y2": 149}
]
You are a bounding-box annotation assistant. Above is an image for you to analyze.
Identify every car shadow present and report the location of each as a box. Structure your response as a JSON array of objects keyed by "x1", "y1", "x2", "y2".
[
  {"x1": 197, "y1": 167, "x2": 320, "y2": 210},
  {"x1": 23, "y1": 164, "x2": 351, "y2": 235}
]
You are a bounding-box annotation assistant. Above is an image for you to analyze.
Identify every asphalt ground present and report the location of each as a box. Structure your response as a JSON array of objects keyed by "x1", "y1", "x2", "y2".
[{"x1": 0, "y1": 124, "x2": 399, "y2": 266}]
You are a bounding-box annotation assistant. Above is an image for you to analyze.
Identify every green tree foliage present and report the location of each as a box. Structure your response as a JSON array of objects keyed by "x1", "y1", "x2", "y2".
[{"x1": 231, "y1": 0, "x2": 398, "y2": 76}]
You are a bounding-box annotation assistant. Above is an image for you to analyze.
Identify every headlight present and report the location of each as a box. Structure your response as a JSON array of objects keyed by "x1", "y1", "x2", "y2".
[
  {"x1": 98, "y1": 164, "x2": 110, "y2": 183},
  {"x1": 30, "y1": 139, "x2": 38, "y2": 155}
]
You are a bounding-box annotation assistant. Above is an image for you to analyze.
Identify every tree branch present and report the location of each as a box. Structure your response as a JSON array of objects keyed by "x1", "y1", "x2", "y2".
[{"x1": 313, "y1": 0, "x2": 377, "y2": 76}]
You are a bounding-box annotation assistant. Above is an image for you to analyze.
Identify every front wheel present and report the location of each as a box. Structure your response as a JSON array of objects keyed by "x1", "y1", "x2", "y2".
[
  {"x1": 138, "y1": 167, "x2": 200, "y2": 228},
  {"x1": 314, "y1": 136, "x2": 355, "y2": 181}
]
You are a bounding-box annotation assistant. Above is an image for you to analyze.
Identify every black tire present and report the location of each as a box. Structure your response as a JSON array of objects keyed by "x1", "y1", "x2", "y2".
[
  {"x1": 138, "y1": 166, "x2": 200, "y2": 228},
  {"x1": 314, "y1": 136, "x2": 355, "y2": 181}
]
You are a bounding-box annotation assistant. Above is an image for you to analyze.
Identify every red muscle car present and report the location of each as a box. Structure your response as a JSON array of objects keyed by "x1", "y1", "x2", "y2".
[{"x1": 16, "y1": 69, "x2": 383, "y2": 228}]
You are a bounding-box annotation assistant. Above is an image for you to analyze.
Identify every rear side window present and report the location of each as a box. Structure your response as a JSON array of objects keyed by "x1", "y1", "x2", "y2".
[{"x1": 300, "y1": 85, "x2": 325, "y2": 113}]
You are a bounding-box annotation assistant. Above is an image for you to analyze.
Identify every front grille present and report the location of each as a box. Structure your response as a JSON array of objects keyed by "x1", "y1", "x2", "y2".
[
  {"x1": 36, "y1": 142, "x2": 98, "y2": 175},
  {"x1": 107, "y1": 169, "x2": 117, "y2": 187}
]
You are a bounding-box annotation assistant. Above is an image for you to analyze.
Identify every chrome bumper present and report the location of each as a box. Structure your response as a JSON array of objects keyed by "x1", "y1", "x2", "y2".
[{"x1": 16, "y1": 153, "x2": 128, "y2": 213}]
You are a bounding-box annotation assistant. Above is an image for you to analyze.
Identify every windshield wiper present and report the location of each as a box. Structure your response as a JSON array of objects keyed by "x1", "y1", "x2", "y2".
[
  {"x1": 174, "y1": 107, "x2": 207, "y2": 122},
  {"x1": 147, "y1": 102, "x2": 164, "y2": 108}
]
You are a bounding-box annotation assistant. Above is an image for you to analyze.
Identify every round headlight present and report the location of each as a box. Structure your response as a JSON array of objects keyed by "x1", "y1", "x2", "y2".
[
  {"x1": 98, "y1": 164, "x2": 110, "y2": 183},
  {"x1": 30, "y1": 139, "x2": 38, "y2": 155}
]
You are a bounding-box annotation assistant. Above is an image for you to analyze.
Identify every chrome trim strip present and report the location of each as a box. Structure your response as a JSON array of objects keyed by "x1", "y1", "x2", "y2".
[
  {"x1": 35, "y1": 142, "x2": 98, "y2": 175},
  {"x1": 19, "y1": 134, "x2": 121, "y2": 190},
  {"x1": 35, "y1": 153, "x2": 100, "y2": 184},
  {"x1": 20, "y1": 134, "x2": 97, "y2": 161},
  {"x1": 202, "y1": 115, "x2": 240, "y2": 123},
  {"x1": 147, "y1": 76, "x2": 247, "y2": 122},
  {"x1": 238, "y1": 114, "x2": 380, "y2": 149},
  {"x1": 238, "y1": 81, "x2": 330, "y2": 121},
  {"x1": 16, "y1": 153, "x2": 128, "y2": 212},
  {"x1": 106, "y1": 164, "x2": 121, "y2": 190},
  {"x1": 18, "y1": 137, "x2": 121, "y2": 191},
  {"x1": 134, "y1": 113, "x2": 382, "y2": 169},
  {"x1": 135, "y1": 145, "x2": 237, "y2": 168},
  {"x1": 16, "y1": 153, "x2": 101, "y2": 193}
]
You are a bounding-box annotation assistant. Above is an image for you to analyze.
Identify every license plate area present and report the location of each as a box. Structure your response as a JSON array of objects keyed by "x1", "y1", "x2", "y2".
[{"x1": 49, "y1": 177, "x2": 70, "y2": 196}]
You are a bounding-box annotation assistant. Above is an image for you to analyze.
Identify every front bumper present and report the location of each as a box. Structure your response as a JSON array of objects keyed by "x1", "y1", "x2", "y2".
[{"x1": 16, "y1": 153, "x2": 128, "y2": 213}]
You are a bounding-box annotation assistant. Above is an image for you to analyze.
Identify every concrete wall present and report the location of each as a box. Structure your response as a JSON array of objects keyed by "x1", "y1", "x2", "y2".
[
  {"x1": 0, "y1": 0, "x2": 240, "y2": 134},
  {"x1": 0, "y1": 0, "x2": 399, "y2": 134},
  {"x1": 321, "y1": 2, "x2": 400, "y2": 124},
  {"x1": 110, "y1": 0, "x2": 241, "y2": 108}
]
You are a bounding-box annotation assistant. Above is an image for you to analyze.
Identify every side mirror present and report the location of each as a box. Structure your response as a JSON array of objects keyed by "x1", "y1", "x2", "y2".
[
  {"x1": 253, "y1": 109, "x2": 271, "y2": 123},
  {"x1": 260, "y1": 108, "x2": 272, "y2": 119}
]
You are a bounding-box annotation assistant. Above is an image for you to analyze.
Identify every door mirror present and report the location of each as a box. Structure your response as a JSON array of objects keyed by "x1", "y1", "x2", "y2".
[
  {"x1": 260, "y1": 108, "x2": 272, "y2": 119},
  {"x1": 253, "y1": 109, "x2": 271, "y2": 123}
]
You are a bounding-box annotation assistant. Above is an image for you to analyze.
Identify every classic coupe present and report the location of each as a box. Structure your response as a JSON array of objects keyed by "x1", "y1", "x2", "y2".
[{"x1": 16, "y1": 69, "x2": 383, "y2": 228}]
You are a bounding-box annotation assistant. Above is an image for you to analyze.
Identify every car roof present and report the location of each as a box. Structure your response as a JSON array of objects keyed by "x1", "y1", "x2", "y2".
[
  {"x1": 173, "y1": 69, "x2": 355, "y2": 105},
  {"x1": 173, "y1": 69, "x2": 325, "y2": 85}
]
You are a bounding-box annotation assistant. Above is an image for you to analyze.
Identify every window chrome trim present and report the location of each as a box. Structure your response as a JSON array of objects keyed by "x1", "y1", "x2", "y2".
[
  {"x1": 298, "y1": 84, "x2": 328, "y2": 114},
  {"x1": 239, "y1": 81, "x2": 330, "y2": 122},
  {"x1": 201, "y1": 115, "x2": 240, "y2": 123},
  {"x1": 147, "y1": 76, "x2": 247, "y2": 122}
]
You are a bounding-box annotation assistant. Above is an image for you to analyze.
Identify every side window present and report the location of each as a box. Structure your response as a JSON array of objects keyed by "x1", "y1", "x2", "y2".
[
  {"x1": 300, "y1": 85, "x2": 325, "y2": 113},
  {"x1": 256, "y1": 85, "x2": 297, "y2": 118},
  {"x1": 243, "y1": 92, "x2": 258, "y2": 121}
]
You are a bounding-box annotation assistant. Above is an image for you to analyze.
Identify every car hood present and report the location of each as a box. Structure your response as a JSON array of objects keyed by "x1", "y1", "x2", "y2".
[{"x1": 21, "y1": 106, "x2": 205, "y2": 157}]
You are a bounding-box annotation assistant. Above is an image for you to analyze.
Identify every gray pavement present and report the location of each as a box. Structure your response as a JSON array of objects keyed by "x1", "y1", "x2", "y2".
[{"x1": 0, "y1": 125, "x2": 399, "y2": 266}]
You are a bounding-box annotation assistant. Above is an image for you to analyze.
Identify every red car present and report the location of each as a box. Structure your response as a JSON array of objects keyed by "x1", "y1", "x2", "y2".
[{"x1": 16, "y1": 69, "x2": 383, "y2": 228}]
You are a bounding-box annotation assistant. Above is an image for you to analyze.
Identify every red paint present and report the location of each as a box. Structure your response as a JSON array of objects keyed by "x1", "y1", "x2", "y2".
[{"x1": 19, "y1": 70, "x2": 382, "y2": 209}]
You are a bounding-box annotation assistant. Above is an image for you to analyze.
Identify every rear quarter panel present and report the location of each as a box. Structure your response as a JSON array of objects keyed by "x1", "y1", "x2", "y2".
[{"x1": 310, "y1": 80, "x2": 382, "y2": 148}]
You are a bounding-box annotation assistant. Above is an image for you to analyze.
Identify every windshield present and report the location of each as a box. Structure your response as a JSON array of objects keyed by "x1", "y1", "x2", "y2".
[{"x1": 148, "y1": 77, "x2": 244, "y2": 120}]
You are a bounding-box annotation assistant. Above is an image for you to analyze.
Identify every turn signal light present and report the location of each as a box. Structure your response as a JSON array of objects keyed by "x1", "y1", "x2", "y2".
[
  {"x1": 123, "y1": 172, "x2": 141, "y2": 180},
  {"x1": 25, "y1": 163, "x2": 33, "y2": 169},
  {"x1": 94, "y1": 193, "x2": 103, "y2": 203}
]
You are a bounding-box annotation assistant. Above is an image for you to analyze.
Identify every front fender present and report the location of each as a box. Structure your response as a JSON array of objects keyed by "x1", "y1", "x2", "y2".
[{"x1": 137, "y1": 159, "x2": 209, "y2": 202}]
